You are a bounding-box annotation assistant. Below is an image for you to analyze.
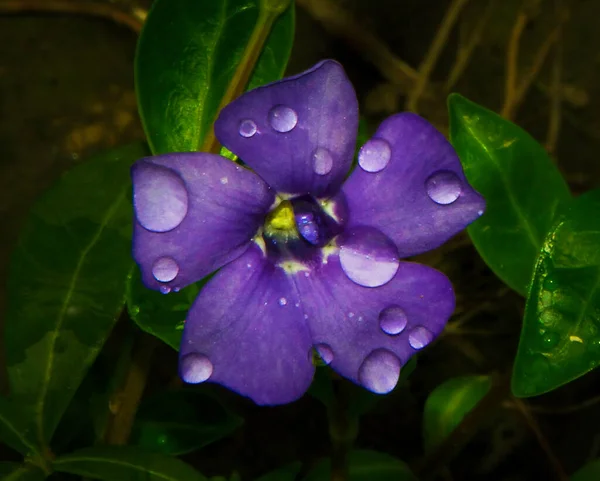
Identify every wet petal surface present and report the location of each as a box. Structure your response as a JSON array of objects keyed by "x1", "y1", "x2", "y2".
[
  {"x1": 343, "y1": 113, "x2": 485, "y2": 258},
  {"x1": 215, "y1": 60, "x2": 358, "y2": 196},
  {"x1": 179, "y1": 243, "x2": 315, "y2": 405},
  {"x1": 132, "y1": 153, "x2": 274, "y2": 292}
]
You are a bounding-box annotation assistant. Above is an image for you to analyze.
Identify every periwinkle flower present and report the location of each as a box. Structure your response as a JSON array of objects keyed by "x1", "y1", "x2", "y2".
[{"x1": 131, "y1": 60, "x2": 485, "y2": 405}]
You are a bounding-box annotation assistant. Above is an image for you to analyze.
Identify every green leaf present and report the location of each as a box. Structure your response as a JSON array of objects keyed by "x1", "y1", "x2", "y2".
[
  {"x1": 571, "y1": 459, "x2": 600, "y2": 481},
  {"x1": 4, "y1": 143, "x2": 147, "y2": 449},
  {"x1": 448, "y1": 94, "x2": 571, "y2": 295},
  {"x1": 131, "y1": 389, "x2": 243, "y2": 455},
  {"x1": 303, "y1": 450, "x2": 417, "y2": 481},
  {"x1": 512, "y1": 190, "x2": 600, "y2": 397},
  {"x1": 0, "y1": 463, "x2": 46, "y2": 481},
  {"x1": 422, "y1": 375, "x2": 492, "y2": 450},
  {"x1": 254, "y1": 462, "x2": 301, "y2": 481},
  {"x1": 136, "y1": 0, "x2": 295, "y2": 154},
  {"x1": 53, "y1": 446, "x2": 207, "y2": 481},
  {"x1": 0, "y1": 397, "x2": 38, "y2": 456}
]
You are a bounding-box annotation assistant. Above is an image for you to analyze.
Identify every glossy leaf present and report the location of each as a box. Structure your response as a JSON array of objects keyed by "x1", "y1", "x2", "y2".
[
  {"x1": 513, "y1": 190, "x2": 600, "y2": 397},
  {"x1": 0, "y1": 463, "x2": 46, "y2": 481},
  {"x1": 254, "y1": 462, "x2": 302, "y2": 481},
  {"x1": 136, "y1": 0, "x2": 295, "y2": 154},
  {"x1": 571, "y1": 459, "x2": 600, "y2": 481},
  {"x1": 53, "y1": 446, "x2": 207, "y2": 481},
  {"x1": 422, "y1": 375, "x2": 492, "y2": 450},
  {"x1": 303, "y1": 450, "x2": 417, "y2": 481},
  {"x1": 448, "y1": 94, "x2": 571, "y2": 295},
  {"x1": 4, "y1": 143, "x2": 147, "y2": 449},
  {"x1": 131, "y1": 389, "x2": 243, "y2": 455}
]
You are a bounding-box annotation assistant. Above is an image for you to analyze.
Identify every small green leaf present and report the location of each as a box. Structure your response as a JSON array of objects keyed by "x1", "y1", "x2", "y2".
[
  {"x1": 136, "y1": 0, "x2": 294, "y2": 154},
  {"x1": 0, "y1": 463, "x2": 46, "y2": 481},
  {"x1": 448, "y1": 94, "x2": 571, "y2": 295},
  {"x1": 303, "y1": 450, "x2": 417, "y2": 481},
  {"x1": 422, "y1": 375, "x2": 492, "y2": 450},
  {"x1": 131, "y1": 389, "x2": 243, "y2": 455},
  {"x1": 53, "y1": 446, "x2": 207, "y2": 481},
  {"x1": 254, "y1": 462, "x2": 301, "y2": 481},
  {"x1": 571, "y1": 459, "x2": 600, "y2": 481},
  {"x1": 512, "y1": 190, "x2": 600, "y2": 397},
  {"x1": 4, "y1": 143, "x2": 147, "y2": 449},
  {"x1": 0, "y1": 397, "x2": 38, "y2": 456}
]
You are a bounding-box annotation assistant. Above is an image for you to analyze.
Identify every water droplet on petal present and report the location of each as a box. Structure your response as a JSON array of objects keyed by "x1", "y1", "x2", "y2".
[
  {"x1": 315, "y1": 343, "x2": 334, "y2": 365},
  {"x1": 312, "y1": 147, "x2": 333, "y2": 175},
  {"x1": 152, "y1": 256, "x2": 179, "y2": 283},
  {"x1": 425, "y1": 170, "x2": 462, "y2": 205},
  {"x1": 358, "y1": 349, "x2": 401, "y2": 394},
  {"x1": 159, "y1": 286, "x2": 171, "y2": 294},
  {"x1": 239, "y1": 119, "x2": 257, "y2": 138},
  {"x1": 278, "y1": 297, "x2": 288, "y2": 306},
  {"x1": 180, "y1": 353, "x2": 213, "y2": 383},
  {"x1": 133, "y1": 163, "x2": 189, "y2": 232},
  {"x1": 408, "y1": 326, "x2": 434, "y2": 349},
  {"x1": 339, "y1": 227, "x2": 399, "y2": 288},
  {"x1": 358, "y1": 138, "x2": 391, "y2": 173},
  {"x1": 268, "y1": 105, "x2": 297, "y2": 132},
  {"x1": 379, "y1": 305, "x2": 408, "y2": 335},
  {"x1": 348, "y1": 312, "x2": 355, "y2": 318},
  {"x1": 220, "y1": 177, "x2": 228, "y2": 185}
]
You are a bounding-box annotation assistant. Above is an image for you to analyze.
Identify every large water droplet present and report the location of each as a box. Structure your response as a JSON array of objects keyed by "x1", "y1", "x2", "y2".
[
  {"x1": 425, "y1": 170, "x2": 462, "y2": 205},
  {"x1": 358, "y1": 349, "x2": 401, "y2": 394},
  {"x1": 239, "y1": 119, "x2": 257, "y2": 138},
  {"x1": 152, "y1": 256, "x2": 179, "y2": 283},
  {"x1": 314, "y1": 343, "x2": 334, "y2": 365},
  {"x1": 268, "y1": 105, "x2": 298, "y2": 133},
  {"x1": 541, "y1": 330, "x2": 560, "y2": 349},
  {"x1": 379, "y1": 305, "x2": 408, "y2": 335},
  {"x1": 339, "y1": 227, "x2": 399, "y2": 287},
  {"x1": 408, "y1": 326, "x2": 434, "y2": 349},
  {"x1": 358, "y1": 138, "x2": 391, "y2": 173},
  {"x1": 133, "y1": 162, "x2": 189, "y2": 232},
  {"x1": 180, "y1": 352, "x2": 213, "y2": 383},
  {"x1": 312, "y1": 147, "x2": 333, "y2": 175}
]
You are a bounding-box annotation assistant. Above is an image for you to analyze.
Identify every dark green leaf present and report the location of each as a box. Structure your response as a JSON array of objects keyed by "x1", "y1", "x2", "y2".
[
  {"x1": 0, "y1": 463, "x2": 46, "y2": 481},
  {"x1": 303, "y1": 450, "x2": 417, "y2": 481},
  {"x1": 53, "y1": 446, "x2": 207, "y2": 481},
  {"x1": 571, "y1": 459, "x2": 600, "y2": 481},
  {"x1": 448, "y1": 94, "x2": 571, "y2": 295},
  {"x1": 512, "y1": 190, "x2": 600, "y2": 397},
  {"x1": 422, "y1": 375, "x2": 492, "y2": 450},
  {"x1": 131, "y1": 389, "x2": 243, "y2": 455},
  {"x1": 254, "y1": 462, "x2": 301, "y2": 481},
  {"x1": 0, "y1": 397, "x2": 38, "y2": 456},
  {"x1": 4, "y1": 143, "x2": 147, "y2": 449},
  {"x1": 136, "y1": 0, "x2": 295, "y2": 154}
]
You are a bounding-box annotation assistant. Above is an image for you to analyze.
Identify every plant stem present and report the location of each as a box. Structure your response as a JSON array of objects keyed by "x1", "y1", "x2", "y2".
[{"x1": 328, "y1": 379, "x2": 358, "y2": 481}]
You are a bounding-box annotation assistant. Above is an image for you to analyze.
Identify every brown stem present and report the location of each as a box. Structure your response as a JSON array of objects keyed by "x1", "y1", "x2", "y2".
[
  {"x1": 501, "y1": 11, "x2": 528, "y2": 119},
  {"x1": 545, "y1": 24, "x2": 563, "y2": 156}
]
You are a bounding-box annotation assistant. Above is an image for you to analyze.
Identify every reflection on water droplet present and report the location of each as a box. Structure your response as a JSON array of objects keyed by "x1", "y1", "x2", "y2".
[
  {"x1": 268, "y1": 105, "x2": 297, "y2": 132},
  {"x1": 180, "y1": 352, "x2": 213, "y2": 384},
  {"x1": 379, "y1": 306, "x2": 408, "y2": 335},
  {"x1": 239, "y1": 119, "x2": 257, "y2": 138},
  {"x1": 133, "y1": 163, "x2": 189, "y2": 232},
  {"x1": 278, "y1": 297, "x2": 288, "y2": 306},
  {"x1": 541, "y1": 330, "x2": 560, "y2": 349},
  {"x1": 425, "y1": 170, "x2": 462, "y2": 205},
  {"x1": 314, "y1": 343, "x2": 334, "y2": 365},
  {"x1": 408, "y1": 326, "x2": 433, "y2": 349},
  {"x1": 312, "y1": 147, "x2": 333, "y2": 175},
  {"x1": 152, "y1": 256, "x2": 179, "y2": 282},
  {"x1": 358, "y1": 349, "x2": 401, "y2": 394},
  {"x1": 358, "y1": 138, "x2": 391, "y2": 173},
  {"x1": 220, "y1": 177, "x2": 228, "y2": 185},
  {"x1": 543, "y1": 276, "x2": 559, "y2": 292},
  {"x1": 348, "y1": 312, "x2": 355, "y2": 318},
  {"x1": 159, "y1": 286, "x2": 171, "y2": 294}
]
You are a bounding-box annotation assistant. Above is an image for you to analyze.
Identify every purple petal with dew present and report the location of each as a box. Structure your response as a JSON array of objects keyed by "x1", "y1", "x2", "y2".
[
  {"x1": 215, "y1": 60, "x2": 358, "y2": 197},
  {"x1": 343, "y1": 113, "x2": 485, "y2": 258},
  {"x1": 132, "y1": 153, "x2": 274, "y2": 293},
  {"x1": 179, "y1": 243, "x2": 315, "y2": 405}
]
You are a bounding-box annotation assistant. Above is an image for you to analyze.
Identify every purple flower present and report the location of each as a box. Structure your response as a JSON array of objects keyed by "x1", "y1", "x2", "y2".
[{"x1": 131, "y1": 60, "x2": 485, "y2": 405}]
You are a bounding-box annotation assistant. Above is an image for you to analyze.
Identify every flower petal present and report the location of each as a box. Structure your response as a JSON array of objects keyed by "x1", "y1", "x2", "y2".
[
  {"x1": 295, "y1": 238, "x2": 454, "y2": 393},
  {"x1": 179, "y1": 243, "x2": 315, "y2": 405},
  {"x1": 343, "y1": 113, "x2": 485, "y2": 258},
  {"x1": 132, "y1": 153, "x2": 274, "y2": 293},
  {"x1": 215, "y1": 60, "x2": 358, "y2": 196}
]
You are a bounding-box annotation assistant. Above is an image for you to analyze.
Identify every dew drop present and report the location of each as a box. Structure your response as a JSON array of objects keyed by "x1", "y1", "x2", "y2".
[
  {"x1": 278, "y1": 297, "x2": 288, "y2": 306},
  {"x1": 315, "y1": 343, "x2": 334, "y2": 365},
  {"x1": 348, "y1": 312, "x2": 355, "y2": 318},
  {"x1": 312, "y1": 147, "x2": 333, "y2": 175},
  {"x1": 268, "y1": 105, "x2": 298, "y2": 133},
  {"x1": 358, "y1": 349, "x2": 401, "y2": 394},
  {"x1": 295, "y1": 302, "x2": 300, "y2": 308},
  {"x1": 133, "y1": 163, "x2": 189, "y2": 232},
  {"x1": 408, "y1": 326, "x2": 434, "y2": 349},
  {"x1": 358, "y1": 138, "x2": 392, "y2": 173},
  {"x1": 543, "y1": 276, "x2": 559, "y2": 292},
  {"x1": 379, "y1": 305, "x2": 408, "y2": 335},
  {"x1": 425, "y1": 170, "x2": 462, "y2": 205},
  {"x1": 152, "y1": 256, "x2": 179, "y2": 283},
  {"x1": 239, "y1": 119, "x2": 257, "y2": 138},
  {"x1": 180, "y1": 352, "x2": 213, "y2": 384},
  {"x1": 541, "y1": 330, "x2": 560, "y2": 349},
  {"x1": 220, "y1": 177, "x2": 228, "y2": 185},
  {"x1": 159, "y1": 286, "x2": 171, "y2": 295}
]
